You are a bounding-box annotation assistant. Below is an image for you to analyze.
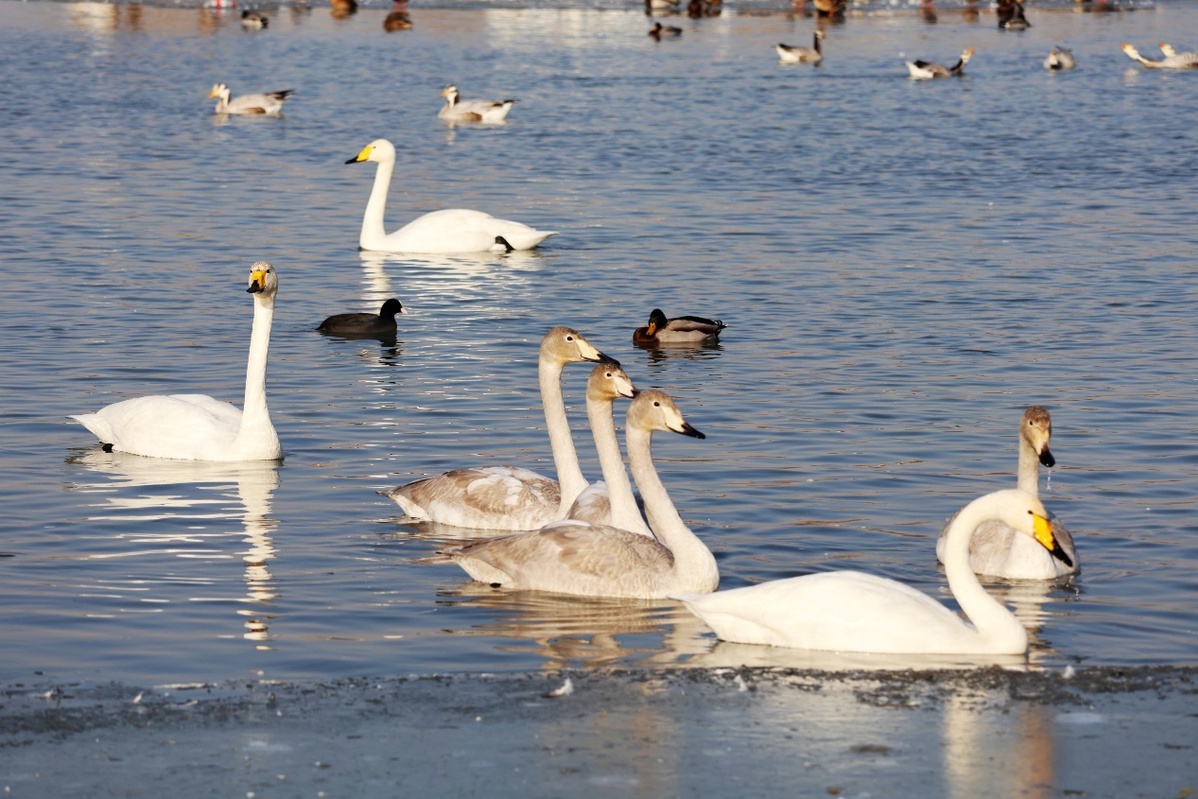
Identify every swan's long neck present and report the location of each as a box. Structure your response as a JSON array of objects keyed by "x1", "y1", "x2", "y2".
[
  {"x1": 814, "y1": 32, "x2": 821, "y2": 53},
  {"x1": 586, "y1": 396, "x2": 651, "y2": 536},
  {"x1": 942, "y1": 495, "x2": 1028, "y2": 651},
  {"x1": 540, "y1": 358, "x2": 587, "y2": 513},
  {"x1": 1016, "y1": 435, "x2": 1040, "y2": 495},
  {"x1": 235, "y1": 293, "x2": 279, "y2": 456},
  {"x1": 627, "y1": 427, "x2": 718, "y2": 592},
  {"x1": 361, "y1": 156, "x2": 394, "y2": 247}
]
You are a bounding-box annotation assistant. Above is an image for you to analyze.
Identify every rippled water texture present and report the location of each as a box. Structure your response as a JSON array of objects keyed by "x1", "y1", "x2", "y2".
[{"x1": 1, "y1": 0, "x2": 1197, "y2": 684}]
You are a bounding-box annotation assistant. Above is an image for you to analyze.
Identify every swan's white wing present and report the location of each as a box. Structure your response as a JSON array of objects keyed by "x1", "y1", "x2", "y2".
[
  {"x1": 384, "y1": 209, "x2": 555, "y2": 254},
  {"x1": 72, "y1": 394, "x2": 240, "y2": 460}
]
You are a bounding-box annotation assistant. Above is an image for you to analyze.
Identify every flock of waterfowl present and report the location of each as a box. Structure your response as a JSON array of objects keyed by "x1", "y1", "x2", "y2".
[{"x1": 76, "y1": 1, "x2": 1173, "y2": 662}]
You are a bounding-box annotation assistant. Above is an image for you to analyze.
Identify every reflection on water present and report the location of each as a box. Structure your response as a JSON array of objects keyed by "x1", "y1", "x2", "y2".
[{"x1": 65, "y1": 451, "x2": 281, "y2": 646}]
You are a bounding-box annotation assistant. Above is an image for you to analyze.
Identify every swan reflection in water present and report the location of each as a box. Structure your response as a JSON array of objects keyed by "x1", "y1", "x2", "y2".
[
  {"x1": 65, "y1": 450, "x2": 281, "y2": 644},
  {"x1": 357, "y1": 247, "x2": 546, "y2": 297}
]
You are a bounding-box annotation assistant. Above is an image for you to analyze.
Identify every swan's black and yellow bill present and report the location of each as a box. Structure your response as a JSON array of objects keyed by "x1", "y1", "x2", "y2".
[
  {"x1": 345, "y1": 145, "x2": 372, "y2": 164},
  {"x1": 1032, "y1": 512, "x2": 1073, "y2": 567}
]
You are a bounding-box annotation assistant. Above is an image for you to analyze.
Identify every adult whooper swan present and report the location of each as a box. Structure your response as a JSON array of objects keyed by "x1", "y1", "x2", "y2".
[
  {"x1": 906, "y1": 48, "x2": 973, "y2": 79},
  {"x1": 316, "y1": 298, "x2": 405, "y2": 337},
  {"x1": 345, "y1": 138, "x2": 556, "y2": 254},
  {"x1": 633, "y1": 308, "x2": 726, "y2": 345},
  {"x1": 440, "y1": 390, "x2": 717, "y2": 599},
  {"x1": 71, "y1": 262, "x2": 283, "y2": 462},
  {"x1": 776, "y1": 31, "x2": 825, "y2": 65},
  {"x1": 208, "y1": 83, "x2": 294, "y2": 115},
  {"x1": 438, "y1": 85, "x2": 517, "y2": 124},
  {"x1": 676, "y1": 489, "x2": 1071, "y2": 655},
  {"x1": 565, "y1": 364, "x2": 654, "y2": 538},
  {"x1": 937, "y1": 407, "x2": 1079, "y2": 579},
  {"x1": 1121, "y1": 42, "x2": 1198, "y2": 69},
  {"x1": 382, "y1": 328, "x2": 615, "y2": 531}
]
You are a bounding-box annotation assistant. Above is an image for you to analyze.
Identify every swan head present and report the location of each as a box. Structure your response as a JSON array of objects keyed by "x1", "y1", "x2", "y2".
[
  {"x1": 960, "y1": 47, "x2": 975, "y2": 63},
  {"x1": 965, "y1": 489, "x2": 1072, "y2": 568},
  {"x1": 441, "y1": 84, "x2": 459, "y2": 103},
  {"x1": 246, "y1": 261, "x2": 278, "y2": 297},
  {"x1": 380, "y1": 298, "x2": 405, "y2": 318},
  {"x1": 644, "y1": 309, "x2": 668, "y2": 337},
  {"x1": 628, "y1": 390, "x2": 705, "y2": 439},
  {"x1": 542, "y1": 327, "x2": 618, "y2": 367},
  {"x1": 208, "y1": 83, "x2": 231, "y2": 101},
  {"x1": 1121, "y1": 43, "x2": 1140, "y2": 58},
  {"x1": 1022, "y1": 406, "x2": 1055, "y2": 468},
  {"x1": 587, "y1": 363, "x2": 638, "y2": 403},
  {"x1": 345, "y1": 138, "x2": 395, "y2": 166}
]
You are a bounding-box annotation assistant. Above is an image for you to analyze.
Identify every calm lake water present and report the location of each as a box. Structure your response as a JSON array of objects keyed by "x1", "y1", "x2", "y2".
[{"x1": 2, "y1": 0, "x2": 1196, "y2": 686}]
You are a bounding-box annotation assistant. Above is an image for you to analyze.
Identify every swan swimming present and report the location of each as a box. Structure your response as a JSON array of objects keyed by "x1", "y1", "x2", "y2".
[
  {"x1": 441, "y1": 390, "x2": 717, "y2": 599},
  {"x1": 937, "y1": 407, "x2": 1079, "y2": 579},
  {"x1": 383, "y1": 327, "x2": 614, "y2": 531},
  {"x1": 676, "y1": 489, "x2": 1071, "y2": 655},
  {"x1": 345, "y1": 138, "x2": 556, "y2": 254},
  {"x1": 71, "y1": 261, "x2": 282, "y2": 462}
]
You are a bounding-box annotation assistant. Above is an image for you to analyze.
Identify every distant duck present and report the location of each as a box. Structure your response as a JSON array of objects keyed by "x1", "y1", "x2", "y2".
[
  {"x1": 906, "y1": 47, "x2": 973, "y2": 79},
  {"x1": 316, "y1": 298, "x2": 405, "y2": 337},
  {"x1": 776, "y1": 30, "x2": 825, "y2": 64},
  {"x1": 1122, "y1": 42, "x2": 1198, "y2": 68},
  {"x1": 240, "y1": 10, "x2": 268, "y2": 28},
  {"x1": 649, "y1": 22, "x2": 683, "y2": 38},
  {"x1": 383, "y1": 11, "x2": 412, "y2": 31},
  {"x1": 1044, "y1": 46, "x2": 1076, "y2": 70},
  {"x1": 920, "y1": 0, "x2": 937, "y2": 24},
  {"x1": 329, "y1": 0, "x2": 356, "y2": 17},
  {"x1": 208, "y1": 83, "x2": 294, "y2": 115},
  {"x1": 633, "y1": 309, "x2": 726, "y2": 345},
  {"x1": 813, "y1": 0, "x2": 846, "y2": 19},
  {"x1": 645, "y1": 0, "x2": 681, "y2": 13},
  {"x1": 996, "y1": 0, "x2": 1030, "y2": 29},
  {"x1": 438, "y1": 85, "x2": 516, "y2": 124}
]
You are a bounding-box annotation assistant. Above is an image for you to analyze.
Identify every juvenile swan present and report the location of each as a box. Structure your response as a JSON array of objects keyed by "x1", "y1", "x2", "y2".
[
  {"x1": 345, "y1": 139, "x2": 556, "y2": 254},
  {"x1": 383, "y1": 328, "x2": 615, "y2": 531},
  {"x1": 441, "y1": 390, "x2": 717, "y2": 598},
  {"x1": 565, "y1": 364, "x2": 654, "y2": 537},
  {"x1": 937, "y1": 407, "x2": 1079, "y2": 579},
  {"x1": 71, "y1": 262, "x2": 282, "y2": 462},
  {"x1": 676, "y1": 489, "x2": 1070, "y2": 655}
]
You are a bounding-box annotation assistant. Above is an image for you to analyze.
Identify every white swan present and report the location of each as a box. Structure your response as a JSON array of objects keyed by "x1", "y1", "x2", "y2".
[
  {"x1": 776, "y1": 31, "x2": 825, "y2": 64},
  {"x1": 440, "y1": 390, "x2": 718, "y2": 599},
  {"x1": 676, "y1": 489, "x2": 1070, "y2": 655},
  {"x1": 937, "y1": 407, "x2": 1079, "y2": 579},
  {"x1": 565, "y1": 364, "x2": 654, "y2": 538},
  {"x1": 1122, "y1": 42, "x2": 1198, "y2": 69},
  {"x1": 344, "y1": 139, "x2": 557, "y2": 254},
  {"x1": 438, "y1": 85, "x2": 517, "y2": 124},
  {"x1": 383, "y1": 327, "x2": 614, "y2": 531},
  {"x1": 1043, "y1": 46, "x2": 1076, "y2": 70},
  {"x1": 208, "y1": 83, "x2": 294, "y2": 115},
  {"x1": 906, "y1": 48, "x2": 973, "y2": 79},
  {"x1": 71, "y1": 262, "x2": 282, "y2": 462}
]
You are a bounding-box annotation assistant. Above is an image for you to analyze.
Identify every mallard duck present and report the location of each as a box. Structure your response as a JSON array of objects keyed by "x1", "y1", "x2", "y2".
[
  {"x1": 345, "y1": 139, "x2": 556, "y2": 253},
  {"x1": 208, "y1": 83, "x2": 294, "y2": 116},
  {"x1": 1044, "y1": 46, "x2": 1076, "y2": 70},
  {"x1": 438, "y1": 85, "x2": 516, "y2": 124},
  {"x1": 776, "y1": 30, "x2": 825, "y2": 64},
  {"x1": 316, "y1": 298, "x2": 405, "y2": 337},
  {"x1": 633, "y1": 309, "x2": 726, "y2": 345},
  {"x1": 1122, "y1": 42, "x2": 1198, "y2": 69},
  {"x1": 71, "y1": 262, "x2": 282, "y2": 462},
  {"x1": 649, "y1": 22, "x2": 683, "y2": 38},
  {"x1": 906, "y1": 47, "x2": 973, "y2": 79}
]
